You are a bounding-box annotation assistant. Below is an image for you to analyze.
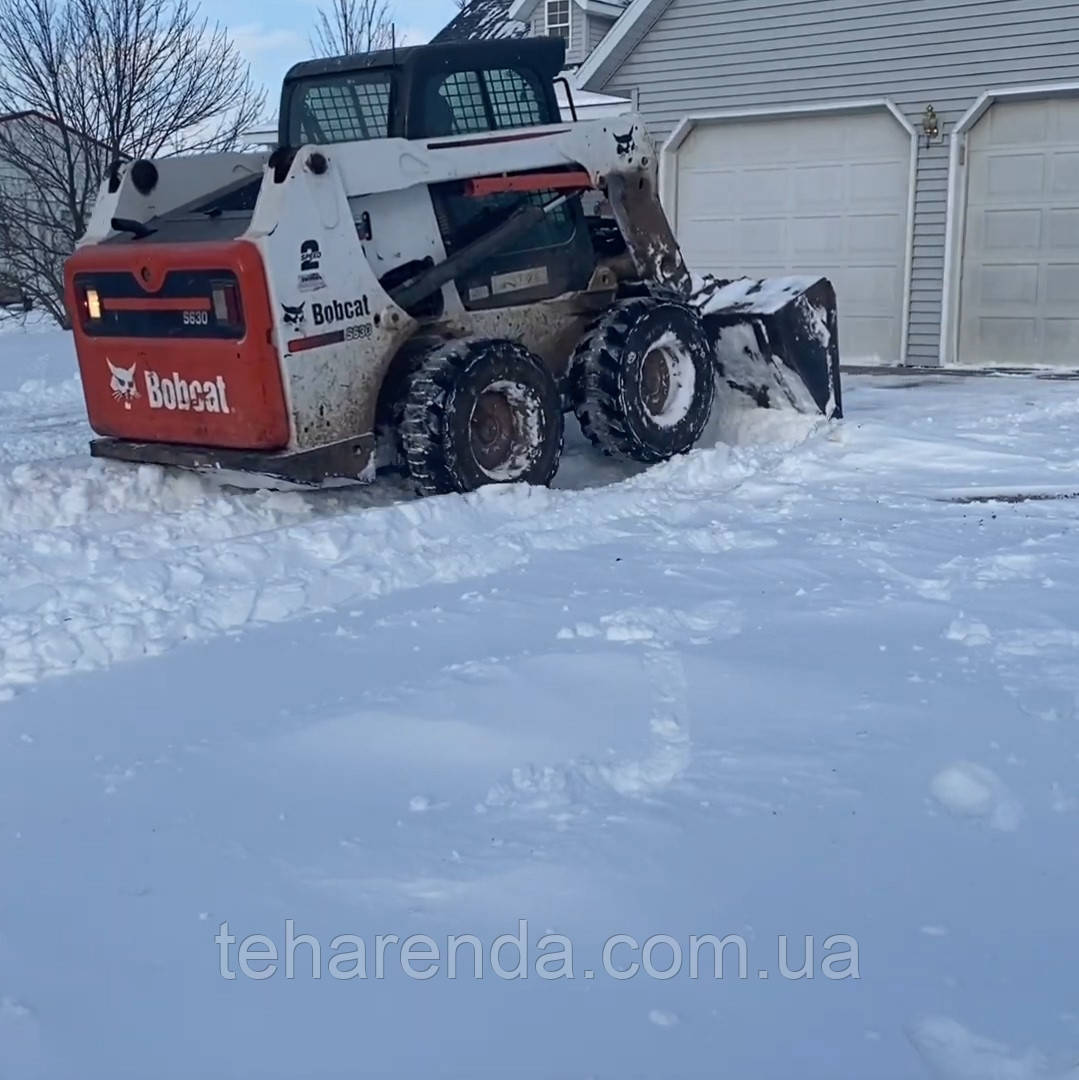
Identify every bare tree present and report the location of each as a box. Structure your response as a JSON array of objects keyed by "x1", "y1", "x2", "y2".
[
  {"x1": 312, "y1": 0, "x2": 394, "y2": 57},
  {"x1": 0, "y1": 0, "x2": 265, "y2": 326}
]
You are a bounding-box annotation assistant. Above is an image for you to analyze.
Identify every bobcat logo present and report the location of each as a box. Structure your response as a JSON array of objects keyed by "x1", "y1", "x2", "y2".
[
  {"x1": 613, "y1": 128, "x2": 636, "y2": 156},
  {"x1": 107, "y1": 359, "x2": 138, "y2": 409},
  {"x1": 282, "y1": 301, "x2": 305, "y2": 326}
]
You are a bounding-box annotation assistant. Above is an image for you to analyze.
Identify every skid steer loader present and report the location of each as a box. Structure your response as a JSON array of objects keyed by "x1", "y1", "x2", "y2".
[{"x1": 64, "y1": 37, "x2": 841, "y2": 494}]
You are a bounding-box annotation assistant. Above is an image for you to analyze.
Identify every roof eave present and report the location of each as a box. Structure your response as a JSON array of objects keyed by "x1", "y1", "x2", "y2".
[{"x1": 573, "y1": 0, "x2": 669, "y2": 89}]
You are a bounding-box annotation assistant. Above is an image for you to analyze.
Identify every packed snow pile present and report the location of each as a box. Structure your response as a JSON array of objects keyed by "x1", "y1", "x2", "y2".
[{"x1": 1, "y1": 326, "x2": 1078, "y2": 1079}]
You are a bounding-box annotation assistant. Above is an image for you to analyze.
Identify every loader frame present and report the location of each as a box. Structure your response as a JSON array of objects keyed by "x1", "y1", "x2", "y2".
[{"x1": 65, "y1": 37, "x2": 840, "y2": 490}]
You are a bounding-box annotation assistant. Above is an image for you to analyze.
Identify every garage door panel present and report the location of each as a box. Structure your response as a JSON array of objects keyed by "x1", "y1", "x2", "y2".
[
  {"x1": 1048, "y1": 208, "x2": 1079, "y2": 248},
  {"x1": 848, "y1": 161, "x2": 908, "y2": 206},
  {"x1": 677, "y1": 169, "x2": 731, "y2": 211},
  {"x1": 732, "y1": 168, "x2": 790, "y2": 209},
  {"x1": 984, "y1": 154, "x2": 1046, "y2": 199},
  {"x1": 736, "y1": 218, "x2": 785, "y2": 258},
  {"x1": 981, "y1": 208, "x2": 1042, "y2": 251},
  {"x1": 792, "y1": 165, "x2": 847, "y2": 210},
  {"x1": 847, "y1": 213, "x2": 905, "y2": 254},
  {"x1": 675, "y1": 109, "x2": 910, "y2": 364},
  {"x1": 981, "y1": 317, "x2": 1037, "y2": 352},
  {"x1": 1050, "y1": 152, "x2": 1079, "y2": 194},
  {"x1": 841, "y1": 316, "x2": 898, "y2": 360},
  {"x1": 960, "y1": 96, "x2": 1079, "y2": 366},
  {"x1": 1055, "y1": 104, "x2": 1079, "y2": 140},
  {"x1": 836, "y1": 266, "x2": 903, "y2": 308},
  {"x1": 1042, "y1": 318, "x2": 1079, "y2": 351},
  {"x1": 788, "y1": 216, "x2": 845, "y2": 258},
  {"x1": 1044, "y1": 263, "x2": 1079, "y2": 303},
  {"x1": 978, "y1": 264, "x2": 1039, "y2": 303},
  {"x1": 986, "y1": 99, "x2": 1049, "y2": 145}
]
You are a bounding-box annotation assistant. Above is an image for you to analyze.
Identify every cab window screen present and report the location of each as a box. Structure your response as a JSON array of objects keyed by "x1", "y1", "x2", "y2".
[
  {"x1": 486, "y1": 68, "x2": 543, "y2": 129},
  {"x1": 437, "y1": 72, "x2": 489, "y2": 134},
  {"x1": 293, "y1": 73, "x2": 392, "y2": 144},
  {"x1": 427, "y1": 67, "x2": 548, "y2": 136}
]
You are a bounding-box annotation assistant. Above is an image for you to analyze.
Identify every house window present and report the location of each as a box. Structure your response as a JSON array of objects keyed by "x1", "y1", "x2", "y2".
[{"x1": 545, "y1": 0, "x2": 570, "y2": 39}]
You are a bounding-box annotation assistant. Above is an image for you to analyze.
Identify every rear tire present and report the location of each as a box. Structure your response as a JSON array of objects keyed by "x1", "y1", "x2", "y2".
[
  {"x1": 401, "y1": 338, "x2": 564, "y2": 497},
  {"x1": 572, "y1": 297, "x2": 715, "y2": 463}
]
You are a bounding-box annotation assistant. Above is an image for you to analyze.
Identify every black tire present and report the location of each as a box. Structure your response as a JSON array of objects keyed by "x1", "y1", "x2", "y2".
[
  {"x1": 401, "y1": 338, "x2": 564, "y2": 497},
  {"x1": 572, "y1": 297, "x2": 715, "y2": 463}
]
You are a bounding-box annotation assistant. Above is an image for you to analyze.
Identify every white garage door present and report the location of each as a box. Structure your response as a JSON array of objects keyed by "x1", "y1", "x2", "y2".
[
  {"x1": 959, "y1": 97, "x2": 1079, "y2": 367},
  {"x1": 673, "y1": 109, "x2": 912, "y2": 364}
]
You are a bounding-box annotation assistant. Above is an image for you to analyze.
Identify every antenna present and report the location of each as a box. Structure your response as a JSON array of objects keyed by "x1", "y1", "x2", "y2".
[{"x1": 391, "y1": 23, "x2": 396, "y2": 62}]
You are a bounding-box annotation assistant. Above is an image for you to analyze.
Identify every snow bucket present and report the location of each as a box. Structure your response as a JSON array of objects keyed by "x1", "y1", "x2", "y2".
[{"x1": 692, "y1": 276, "x2": 843, "y2": 420}]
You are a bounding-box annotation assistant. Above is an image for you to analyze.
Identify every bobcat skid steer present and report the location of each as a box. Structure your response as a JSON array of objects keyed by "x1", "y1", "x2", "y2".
[{"x1": 64, "y1": 37, "x2": 841, "y2": 494}]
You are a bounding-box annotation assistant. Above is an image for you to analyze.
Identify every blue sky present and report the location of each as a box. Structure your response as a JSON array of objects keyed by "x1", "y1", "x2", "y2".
[{"x1": 225, "y1": 0, "x2": 459, "y2": 117}]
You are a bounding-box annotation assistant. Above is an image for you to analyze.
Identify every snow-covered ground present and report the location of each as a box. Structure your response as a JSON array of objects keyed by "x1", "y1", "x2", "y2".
[{"x1": 1, "y1": 326, "x2": 1078, "y2": 1079}]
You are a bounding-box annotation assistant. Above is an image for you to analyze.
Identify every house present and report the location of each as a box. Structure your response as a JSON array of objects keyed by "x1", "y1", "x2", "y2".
[
  {"x1": 570, "y1": 0, "x2": 1079, "y2": 367},
  {"x1": 0, "y1": 111, "x2": 108, "y2": 311},
  {"x1": 440, "y1": 0, "x2": 1079, "y2": 368}
]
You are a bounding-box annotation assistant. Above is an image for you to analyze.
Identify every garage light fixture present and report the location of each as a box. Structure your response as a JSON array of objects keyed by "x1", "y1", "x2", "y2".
[{"x1": 921, "y1": 104, "x2": 941, "y2": 148}]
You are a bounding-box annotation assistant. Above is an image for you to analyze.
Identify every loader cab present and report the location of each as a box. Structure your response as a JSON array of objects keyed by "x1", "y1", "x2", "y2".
[
  {"x1": 278, "y1": 37, "x2": 566, "y2": 144},
  {"x1": 280, "y1": 37, "x2": 595, "y2": 314}
]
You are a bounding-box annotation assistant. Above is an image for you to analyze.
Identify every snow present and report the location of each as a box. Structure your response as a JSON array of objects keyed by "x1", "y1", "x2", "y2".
[
  {"x1": 431, "y1": 0, "x2": 527, "y2": 44},
  {"x1": 2, "y1": 327, "x2": 1079, "y2": 1078},
  {"x1": 929, "y1": 763, "x2": 1023, "y2": 832},
  {"x1": 694, "y1": 273, "x2": 827, "y2": 317}
]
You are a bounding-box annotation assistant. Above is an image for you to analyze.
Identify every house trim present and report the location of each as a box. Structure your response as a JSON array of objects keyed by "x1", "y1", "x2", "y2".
[
  {"x1": 577, "y1": 0, "x2": 624, "y2": 16},
  {"x1": 573, "y1": 0, "x2": 669, "y2": 89},
  {"x1": 510, "y1": 0, "x2": 623, "y2": 21},
  {"x1": 940, "y1": 81, "x2": 1079, "y2": 367},
  {"x1": 660, "y1": 100, "x2": 918, "y2": 364}
]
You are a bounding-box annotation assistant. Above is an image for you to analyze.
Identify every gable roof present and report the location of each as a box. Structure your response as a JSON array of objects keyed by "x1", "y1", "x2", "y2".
[
  {"x1": 0, "y1": 109, "x2": 112, "y2": 153},
  {"x1": 573, "y1": 0, "x2": 670, "y2": 89},
  {"x1": 432, "y1": 0, "x2": 528, "y2": 44}
]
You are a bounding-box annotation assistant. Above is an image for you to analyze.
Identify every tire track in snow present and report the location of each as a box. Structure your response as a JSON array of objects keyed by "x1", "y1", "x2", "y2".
[{"x1": 0, "y1": 426, "x2": 818, "y2": 695}]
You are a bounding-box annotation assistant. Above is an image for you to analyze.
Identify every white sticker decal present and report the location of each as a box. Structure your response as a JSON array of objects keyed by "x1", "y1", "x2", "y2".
[
  {"x1": 490, "y1": 266, "x2": 549, "y2": 296},
  {"x1": 145, "y1": 371, "x2": 231, "y2": 414}
]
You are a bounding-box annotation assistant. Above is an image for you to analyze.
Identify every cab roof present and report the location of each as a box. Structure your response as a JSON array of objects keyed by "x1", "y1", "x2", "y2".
[{"x1": 283, "y1": 36, "x2": 566, "y2": 86}]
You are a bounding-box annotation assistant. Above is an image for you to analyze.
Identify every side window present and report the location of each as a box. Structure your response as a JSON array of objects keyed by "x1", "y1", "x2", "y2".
[
  {"x1": 436, "y1": 72, "x2": 489, "y2": 135},
  {"x1": 486, "y1": 69, "x2": 543, "y2": 129},
  {"x1": 439, "y1": 189, "x2": 576, "y2": 257},
  {"x1": 425, "y1": 67, "x2": 548, "y2": 136},
  {"x1": 294, "y1": 74, "x2": 392, "y2": 144}
]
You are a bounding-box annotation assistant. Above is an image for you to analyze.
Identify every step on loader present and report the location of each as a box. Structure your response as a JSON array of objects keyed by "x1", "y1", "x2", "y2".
[{"x1": 65, "y1": 37, "x2": 841, "y2": 494}]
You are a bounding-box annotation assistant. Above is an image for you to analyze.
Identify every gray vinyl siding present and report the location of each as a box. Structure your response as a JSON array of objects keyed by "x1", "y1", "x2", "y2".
[
  {"x1": 594, "y1": 0, "x2": 1079, "y2": 364},
  {"x1": 586, "y1": 12, "x2": 616, "y2": 51},
  {"x1": 568, "y1": 3, "x2": 587, "y2": 62}
]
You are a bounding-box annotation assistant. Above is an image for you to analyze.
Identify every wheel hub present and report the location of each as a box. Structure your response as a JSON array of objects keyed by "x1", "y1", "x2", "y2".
[
  {"x1": 641, "y1": 347, "x2": 674, "y2": 418},
  {"x1": 470, "y1": 390, "x2": 517, "y2": 472}
]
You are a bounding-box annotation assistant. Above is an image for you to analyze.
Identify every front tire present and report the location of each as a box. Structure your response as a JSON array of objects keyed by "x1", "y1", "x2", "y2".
[
  {"x1": 572, "y1": 297, "x2": 715, "y2": 463},
  {"x1": 401, "y1": 338, "x2": 564, "y2": 497}
]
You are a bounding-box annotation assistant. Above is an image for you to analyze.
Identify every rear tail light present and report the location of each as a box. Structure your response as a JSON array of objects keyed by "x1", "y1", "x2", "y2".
[
  {"x1": 83, "y1": 286, "x2": 102, "y2": 321},
  {"x1": 211, "y1": 281, "x2": 241, "y2": 327},
  {"x1": 72, "y1": 270, "x2": 245, "y2": 338}
]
